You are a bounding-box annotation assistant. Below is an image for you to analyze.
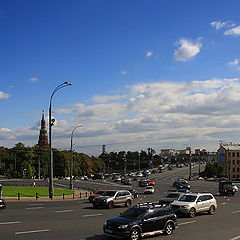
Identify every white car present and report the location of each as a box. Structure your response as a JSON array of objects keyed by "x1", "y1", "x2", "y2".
[
  {"x1": 144, "y1": 186, "x2": 155, "y2": 194},
  {"x1": 171, "y1": 193, "x2": 217, "y2": 218}
]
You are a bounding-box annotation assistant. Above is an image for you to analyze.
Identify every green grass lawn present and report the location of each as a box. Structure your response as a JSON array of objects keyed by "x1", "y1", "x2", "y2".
[{"x1": 2, "y1": 186, "x2": 74, "y2": 197}]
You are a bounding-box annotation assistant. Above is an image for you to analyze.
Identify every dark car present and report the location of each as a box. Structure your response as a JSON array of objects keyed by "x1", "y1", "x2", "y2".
[
  {"x1": 138, "y1": 179, "x2": 148, "y2": 187},
  {"x1": 219, "y1": 182, "x2": 236, "y2": 196},
  {"x1": 173, "y1": 179, "x2": 190, "y2": 190},
  {"x1": 103, "y1": 202, "x2": 178, "y2": 240},
  {"x1": 0, "y1": 199, "x2": 6, "y2": 209},
  {"x1": 159, "y1": 193, "x2": 184, "y2": 205},
  {"x1": 127, "y1": 189, "x2": 139, "y2": 198}
]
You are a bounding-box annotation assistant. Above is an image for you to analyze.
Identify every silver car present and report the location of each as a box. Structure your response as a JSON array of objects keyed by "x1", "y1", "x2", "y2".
[{"x1": 170, "y1": 193, "x2": 217, "y2": 218}]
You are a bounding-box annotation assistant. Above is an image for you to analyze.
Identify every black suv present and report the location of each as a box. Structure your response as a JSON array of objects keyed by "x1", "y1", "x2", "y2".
[{"x1": 103, "y1": 202, "x2": 178, "y2": 240}]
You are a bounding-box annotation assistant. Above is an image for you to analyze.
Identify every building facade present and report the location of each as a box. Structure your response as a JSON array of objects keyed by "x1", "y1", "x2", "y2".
[{"x1": 217, "y1": 143, "x2": 240, "y2": 179}]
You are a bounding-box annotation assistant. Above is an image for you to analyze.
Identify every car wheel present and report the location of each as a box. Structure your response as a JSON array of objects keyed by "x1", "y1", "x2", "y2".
[
  {"x1": 189, "y1": 207, "x2": 196, "y2": 218},
  {"x1": 130, "y1": 228, "x2": 141, "y2": 240},
  {"x1": 125, "y1": 199, "x2": 131, "y2": 207},
  {"x1": 208, "y1": 205, "x2": 215, "y2": 215},
  {"x1": 108, "y1": 201, "x2": 114, "y2": 209},
  {"x1": 164, "y1": 222, "x2": 174, "y2": 235}
]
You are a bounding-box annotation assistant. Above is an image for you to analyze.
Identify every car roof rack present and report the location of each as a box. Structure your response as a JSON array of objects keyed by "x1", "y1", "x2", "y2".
[{"x1": 136, "y1": 202, "x2": 167, "y2": 208}]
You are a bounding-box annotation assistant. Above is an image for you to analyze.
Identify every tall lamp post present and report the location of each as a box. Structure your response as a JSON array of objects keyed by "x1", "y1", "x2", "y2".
[
  {"x1": 70, "y1": 125, "x2": 82, "y2": 189},
  {"x1": 49, "y1": 81, "x2": 72, "y2": 199}
]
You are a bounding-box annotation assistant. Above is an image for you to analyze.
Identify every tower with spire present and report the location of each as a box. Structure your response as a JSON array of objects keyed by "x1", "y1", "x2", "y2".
[{"x1": 38, "y1": 110, "x2": 49, "y2": 147}]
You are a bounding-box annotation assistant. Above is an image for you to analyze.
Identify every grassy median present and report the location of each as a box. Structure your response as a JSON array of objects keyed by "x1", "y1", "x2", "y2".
[{"x1": 2, "y1": 186, "x2": 74, "y2": 197}]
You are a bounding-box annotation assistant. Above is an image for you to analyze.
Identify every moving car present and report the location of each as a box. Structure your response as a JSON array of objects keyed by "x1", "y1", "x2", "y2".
[
  {"x1": 0, "y1": 199, "x2": 6, "y2": 209},
  {"x1": 139, "y1": 179, "x2": 148, "y2": 187},
  {"x1": 127, "y1": 189, "x2": 139, "y2": 198},
  {"x1": 159, "y1": 192, "x2": 184, "y2": 205},
  {"x1": 147, "y1": 179, "x2": 155, "y2": 186},
  {"x1": 173, "y1": 179, "x2": 190, "y2": 190},
  {"x1": 88, "y1": 190, "x2": 106, "y2": 202},
  {"x1": 144, "y1": 186, "x2": 155, "y2": 194},
  {"x1": 92, "y1": 190, "x2": 133, "y2": 209},
  {"x1": 219, "y1": 181, "x2": 238, "y2": 196},
  {"x1": 103, "y1": 202, "x2": 178, "y2": 240},
  {"x1": 171, "y1": 193, "x2": 217, "y2": 218}
]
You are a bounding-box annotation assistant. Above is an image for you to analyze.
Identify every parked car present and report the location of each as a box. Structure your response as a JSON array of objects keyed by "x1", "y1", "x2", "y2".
[
  {"x1": 136, "y1": 172, "x2": 143, "y2": 177},
  {"x1": 92, "y1": 190, "x2": 133, "y2": 209},
  {"x1": 88, "y1": 190, "x2": 107, "y2": 202},
  {"x1": 171, "y1": 193, "x2": 217, "y2": 218},
  {"x1": 123, "y1": 178, "x2": 132, "y2": 185},
  {"x1": 144, "y1": 186, "x2": 155, "y2": 194},
  {"x1": 0, "y1": 199, "x2": 6, "y2": 209},
  {"x1": 173, "y1": 179, "x2": 188, "y2": 187},
  {"x1": 127, "y1": 189, "x2": 139, "y2": 198},
  {"x1": 151, "y1": 169, "x2": 158, "y2": 174},
  {"x1": 103, "y1": 202, "x2": 178, "y2": 240},
  {"x1": 159, "y1": 192, "x2": 184, "y2": 205}
]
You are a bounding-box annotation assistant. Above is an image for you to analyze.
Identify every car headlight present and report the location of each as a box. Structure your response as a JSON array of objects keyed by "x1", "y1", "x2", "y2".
[
  {"x1": 182, "y1": 205, "x2": 188, "y2": 208},
  {"x1": 104, "y1": 221, "x2": 107, "y2": 226},
  {"x1": 118, "y1": 225, "x2": 129, "y2": 229}
]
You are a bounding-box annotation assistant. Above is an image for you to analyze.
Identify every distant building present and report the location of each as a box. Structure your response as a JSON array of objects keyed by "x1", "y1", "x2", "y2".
[
  {"x1": 160, "y1": 149, "x2": 176, "y2": 156},
  {"x1": 217, "y1": 143, "x2": 240, "y2": 179},
  {"x1": 195, "y1": 148, "x2": 207, "y2": 155},
  {"x1": 38, "y1": 110, "x2": 49, "y2": 147}
]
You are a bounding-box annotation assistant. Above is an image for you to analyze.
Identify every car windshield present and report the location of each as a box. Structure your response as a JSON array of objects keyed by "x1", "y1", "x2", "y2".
[
  {"x1": 166, "y1": 193, "x2": 179, "y2": 198},
  {"x1": 146, "y1": 187, "x2": 153, "y2": 189},
  {"x1": 102, "y1": 191, "x2": 117, "y2": 197},
  {"x1": 179, "y1": 195, "x2": 197, "y2": 202},
  {"x1": 120, "y1": 207, "x2": 147, "y2": 219}
]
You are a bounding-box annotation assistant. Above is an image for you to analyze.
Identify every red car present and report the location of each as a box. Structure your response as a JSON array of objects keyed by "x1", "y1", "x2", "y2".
[
  {"x1": 147, "y1": 179, "x2": 155, "y2": 186},
  {"x1": 88, "y1": 190, "x2": 106, "y2": 202}
]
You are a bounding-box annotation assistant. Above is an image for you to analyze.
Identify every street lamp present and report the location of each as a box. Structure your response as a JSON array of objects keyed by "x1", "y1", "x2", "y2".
[
  {"x1": 49, "y1": 81, "x2": 72, "y2": 199},
  {"x1": 70, "y1": 125, "x2": 82, "y2": 189}
]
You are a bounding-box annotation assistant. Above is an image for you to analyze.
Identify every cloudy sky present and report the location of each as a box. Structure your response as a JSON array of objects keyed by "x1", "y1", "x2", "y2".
[{"x1": 1, "y1": 0, "x2": 240, "y2": 155}]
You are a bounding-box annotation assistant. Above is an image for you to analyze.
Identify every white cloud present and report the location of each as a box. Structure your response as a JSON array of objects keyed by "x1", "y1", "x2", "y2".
[
  {"x1": 121, "y1": 70, "x2": 127, "y2": 75},
  {"x1": 146, "y1": 51, "x2": 153, "y2": 57},
  {"x1": 224, "y1": 25, "x2": 240, "y2": 36},
  {"x1": 0, "y1": 91, "x2": 10, "y2": 99},
  {"x1": 3, "y1": 77, "x2": 240, "y2": 155},
  {"x1": 228, "y1": 59, "x2": 240, "y2": 70},
  {"x1": 174, "y1": 39, "x2": 202, "y2": 62},
  {"x1": 210, "y1": 21, "x2": 234, "y2": 30},
  {"x1": 29, "y1": 77, "x2": 38, "y2": 82}
]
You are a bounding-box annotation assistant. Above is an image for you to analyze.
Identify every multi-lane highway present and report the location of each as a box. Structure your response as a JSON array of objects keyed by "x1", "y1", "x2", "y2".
[{"x1": 1, "y1": 165, "x2": 240, "y2": 240}]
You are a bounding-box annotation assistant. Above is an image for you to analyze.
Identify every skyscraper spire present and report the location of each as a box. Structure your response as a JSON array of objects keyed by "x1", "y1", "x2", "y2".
[{"x1": 38, "y1": 110, "x2": 49, "y2": 147}]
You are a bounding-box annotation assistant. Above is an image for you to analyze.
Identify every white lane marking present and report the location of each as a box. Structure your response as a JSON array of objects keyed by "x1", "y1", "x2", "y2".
[
  {"x1": 233, "y1": 210, "x2": 240, "y2": 214},
  {"x1": 83, "y1": 213, "x2": 103, "y2": 217},
  {"x1": 26, "y1": 207, "x2": 44, "y2": 210},
  {"x1": 0, "y1": 221, "x2": 21, "y2": 225},
  {"x1": 178, "y1": 221, "x2": 196, "y2": 226},
  {"x1": 230, "y1": 236, "x2": 240, "y2": 240},
  {"x1": 15, "y1": 229, "x2": 50, "y2": 235},
  {"x1": 28, "y1": 204, "x2": 43, "y2": 206},
  {"x1": 222, "y1": 203, "x2": 226, "y2": 205},
  {"x1": 55, "y1": 210, "x2": 74, "y2": 213}
]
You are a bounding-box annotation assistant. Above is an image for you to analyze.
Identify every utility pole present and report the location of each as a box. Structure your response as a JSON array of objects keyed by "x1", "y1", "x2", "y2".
[{"x1": 38, "y1": 157, "x2": 41, "y2": 180}]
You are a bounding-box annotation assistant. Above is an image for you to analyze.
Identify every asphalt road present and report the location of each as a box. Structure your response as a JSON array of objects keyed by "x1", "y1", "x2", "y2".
[{"x1": 1, "y1": 165, "x2": 240, "y2": 240}]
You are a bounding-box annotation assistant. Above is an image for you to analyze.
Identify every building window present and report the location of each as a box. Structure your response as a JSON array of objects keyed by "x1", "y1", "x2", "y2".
[
  {"x1": 233, "y1": 160, "x2": 235, "y2": 165},
  {"x1": 233, "y1": 167, "x2": 235, "y2": 172},
  {"x1": 233, "y1": 152, "x2": 235, "y2": 157},
  {"x1": 237, "y1": 168, "x2": 239, "y2": 172},
  {"x1": 237, "y1": 160, "x2": 240, "y2": 165},
  {"x1": 237, "y1": 152, "x2": 240, "y2": 158}
]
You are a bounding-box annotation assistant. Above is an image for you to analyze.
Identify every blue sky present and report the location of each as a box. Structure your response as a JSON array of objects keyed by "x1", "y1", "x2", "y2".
[{"x1": 1, "y1": 0, "x2": 240, "y2": 155}]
